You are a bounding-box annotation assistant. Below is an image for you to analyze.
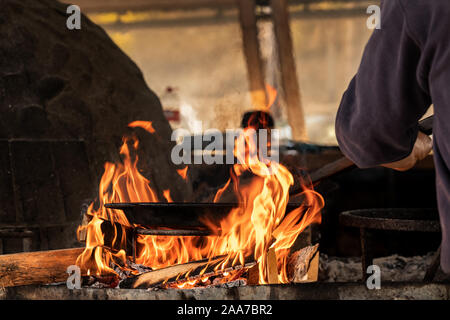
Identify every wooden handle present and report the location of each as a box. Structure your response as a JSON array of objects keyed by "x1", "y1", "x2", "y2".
[
  {"x1": 309, "y1": 116, "x2": 434, "y2": 183},
  {"x1": 289, "y1": 115, "x2": 434, "y2": 195},
  {"x1": 309, "y1": 157, "x2": 355, "y2": 183}
]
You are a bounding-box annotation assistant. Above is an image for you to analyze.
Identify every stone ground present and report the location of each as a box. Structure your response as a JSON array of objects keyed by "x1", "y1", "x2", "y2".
[
  {"x1": 2, "y1": 282, "x2": 450, "y2": 300},
  {"x1": 319, "y1": 252, "x2": 450, "y2": 282}
]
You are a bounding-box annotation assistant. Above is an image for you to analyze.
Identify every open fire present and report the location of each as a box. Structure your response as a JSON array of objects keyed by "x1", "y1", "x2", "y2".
[{"x1": 76, "y1": 113, "x2": 324, "y2": 288}]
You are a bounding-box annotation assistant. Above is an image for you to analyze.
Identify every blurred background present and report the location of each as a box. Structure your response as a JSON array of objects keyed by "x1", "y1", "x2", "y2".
[{"x1": 65, "y1": 0, "x2": 376, "y2": 145}]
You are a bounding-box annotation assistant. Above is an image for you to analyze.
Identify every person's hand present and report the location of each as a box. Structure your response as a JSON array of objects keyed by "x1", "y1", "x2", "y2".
[{"x1": 381, "y1": 132, "x2": 432, "y2": 171}]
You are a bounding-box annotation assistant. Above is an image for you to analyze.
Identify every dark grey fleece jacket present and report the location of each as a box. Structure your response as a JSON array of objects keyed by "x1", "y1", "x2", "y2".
[{"x1": 335, "y1": 0, "x2": 450, "y2": 273}]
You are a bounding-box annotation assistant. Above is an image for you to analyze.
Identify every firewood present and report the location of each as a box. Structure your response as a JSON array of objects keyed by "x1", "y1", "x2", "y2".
[
  {"x1": 120, "y1": 256, "x2": 226, "y2": 289},
  {"x1": 77, "y1": 213, "x2": 91, "y2": 242},
  {"x1": 246, "y1": 246, "x2": 279, "y2": 285},
  {"x1": 306, "y1": 249, "x2": 319, "y2": 282},
  {"x1": 120, "y1": 254, "x2": 259, "y2": 289},
  {"x1": 287, "y1": 244, "x2": 319, "y2": 283},
  {"x1": 247, "y1": 264, "x2": 259, "y2": 285},
  {"x1": 267, "y1": 247, "x2": 279, "y2": 284},
  {"x1": 163, "y1": 259, "x2": 256, "y2": 288},
  {"x1": 0, "y1": 248, "x2": 84, "y2": 287}
]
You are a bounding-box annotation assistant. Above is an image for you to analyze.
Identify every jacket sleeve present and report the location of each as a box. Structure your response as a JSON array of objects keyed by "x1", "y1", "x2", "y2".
[{"x1": 335, "y1": 0, "x2": 431, "y2": 168}]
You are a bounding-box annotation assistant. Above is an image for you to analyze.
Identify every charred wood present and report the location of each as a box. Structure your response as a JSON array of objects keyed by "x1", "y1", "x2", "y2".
[{"x1": 119, "y1": 255, "x2": 257, "y2": 289}]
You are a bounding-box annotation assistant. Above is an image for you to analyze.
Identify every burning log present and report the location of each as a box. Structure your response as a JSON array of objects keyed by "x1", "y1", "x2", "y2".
[
  {"x1": 120, "y1": 255, "x2": 226, "y2": 289},
  {"x1": 0, "y1": 248, "x2": 84, "y2": 287},
  {"x1": 119, "y1": 254, "x2": 258, "y2": 289},
  {"x1": 247, "y1": 245, "x2": 281, "y2": 285},
  {"x1": 162, "y1": 260, "x2": 256, "y2": 289}
]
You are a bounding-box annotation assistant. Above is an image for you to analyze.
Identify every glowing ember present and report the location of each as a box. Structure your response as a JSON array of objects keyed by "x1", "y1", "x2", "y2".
[{"x1": 76, "y1": 119, "x2": 324, "y2": 287}]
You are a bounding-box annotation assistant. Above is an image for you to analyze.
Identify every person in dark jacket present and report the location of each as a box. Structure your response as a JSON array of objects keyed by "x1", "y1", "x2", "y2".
[{"x1": 335, "y1": 0, "x2": 449, "y2": 273}]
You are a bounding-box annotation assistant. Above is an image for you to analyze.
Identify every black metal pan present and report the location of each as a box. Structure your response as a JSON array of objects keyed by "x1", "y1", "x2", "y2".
[{"x1": 104, "y1": 202, "x2": 307, "y2": 229}]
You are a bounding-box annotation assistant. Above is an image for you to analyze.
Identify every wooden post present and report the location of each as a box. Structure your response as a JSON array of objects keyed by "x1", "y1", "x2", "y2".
[
  {"x1": 270, "y1": 0, "x2": 307, "y2": 140},
  {"x1": 238, "y1": 0, "x2": 268, "y2": 109}
]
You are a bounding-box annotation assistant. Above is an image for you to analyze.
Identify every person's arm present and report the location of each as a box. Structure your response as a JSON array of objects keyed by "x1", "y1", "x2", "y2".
[
  {"x1": 381, "y1": 131, "x2": 432, "y2": 171},
  {"x1": 335, "y1": 0, "x2": 432, "y2": 170}
]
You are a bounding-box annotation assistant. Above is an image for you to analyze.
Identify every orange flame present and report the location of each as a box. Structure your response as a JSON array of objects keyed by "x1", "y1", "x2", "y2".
[
  {"x1": 163, "y1": 189, "x2": 173, "y2": 203},
  {"x1": 265, "y1": 83, "x2": 277, "y2": 111},
  {"x1": 77, "y1": 119, "x2": 323, "y2": 285},
  {"x1": 128, "y1": 120, "x2": 155, "y2": 134},
  {"x1": 176, "y1": 166, "x2": 189, "y2": 181}
]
